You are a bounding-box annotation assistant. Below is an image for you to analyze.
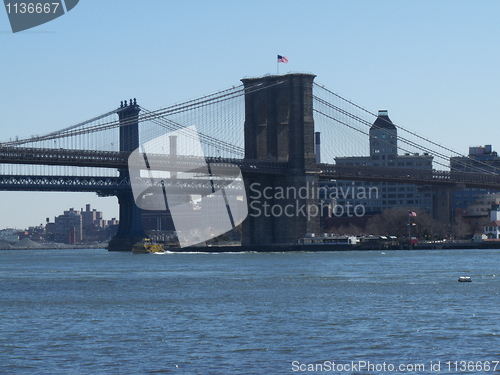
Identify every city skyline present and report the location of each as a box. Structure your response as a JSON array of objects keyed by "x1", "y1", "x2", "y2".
[
  {"x1": 2, "y1": 1, "x2": 500, "y2": 229},
  {"x1": 0, "y1": 197, "x2": 118, "y2": 231}
]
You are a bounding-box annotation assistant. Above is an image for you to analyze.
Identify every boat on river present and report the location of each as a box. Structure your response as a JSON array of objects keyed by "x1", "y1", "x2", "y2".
[
  {"x1": 296, "y1": 234, "x2": 400, "y2": 250},
  {"x1": 296, "y1": 234, "x2": 359, "y2": 250},
  {"x1": 132, "y1": 238, "x2": 164, "y2": 254}
]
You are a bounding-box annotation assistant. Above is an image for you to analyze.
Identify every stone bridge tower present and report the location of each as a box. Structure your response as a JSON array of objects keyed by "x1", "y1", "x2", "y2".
[{"x1": 241, "y1": 73, "x2": 320, "y2": 246}]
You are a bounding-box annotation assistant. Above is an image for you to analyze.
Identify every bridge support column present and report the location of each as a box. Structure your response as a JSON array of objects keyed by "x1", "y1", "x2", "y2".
[
  {"x1": 241, "y1": 73, "x2": 320, "y2": 246},
  {"x1": 431, "y1": 186, "x2": 453, "y2": 225},
  {"x1": 243, "y1": 174, "x2": 320, "y2": 245},
  {"x1": 108, "y1": 99, "x2": 146, "y2": 251},
  {"x1": 107, "y1": 191, "x2": 145, "y2": 251}
]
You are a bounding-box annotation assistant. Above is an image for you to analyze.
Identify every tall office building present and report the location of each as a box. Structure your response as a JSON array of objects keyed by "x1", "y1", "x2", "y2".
[{"x1": 328, "y1": 110, "x2": 434, "y2": 215}]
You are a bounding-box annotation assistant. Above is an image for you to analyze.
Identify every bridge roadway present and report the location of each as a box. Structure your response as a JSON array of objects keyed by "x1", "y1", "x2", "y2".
[
  {"x1": 1, "y1": 146, "x2": 500, "y2": 190},
  {"x1": 317, "y1": 164, "x2": 500, "y2": 190},
  {"x1": 0, "y1": 146, "x2": 286, "y2": 175}
]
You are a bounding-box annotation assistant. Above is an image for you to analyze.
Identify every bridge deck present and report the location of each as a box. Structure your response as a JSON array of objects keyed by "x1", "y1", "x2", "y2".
[
  {"x1": 1, "y1": 147, "x2": 500, "y2": 190},
  {"x1": 318, "y1": 164, "x2": 500, "y2": 190},
  {"x1": 0, "y1": 146, "x2": 287, "y2": 174}
]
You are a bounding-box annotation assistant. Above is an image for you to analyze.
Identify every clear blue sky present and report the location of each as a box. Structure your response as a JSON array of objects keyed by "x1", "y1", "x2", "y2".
[{"x1": 1, "y1": 0, "x2": 500, "y2": 230}]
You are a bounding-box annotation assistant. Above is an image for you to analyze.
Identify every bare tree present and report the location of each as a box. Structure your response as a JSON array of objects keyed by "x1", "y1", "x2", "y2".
[
  {"x1": 365, "y1": 216, "x2": 382, "y2": 235},
  {"x1": 449, "y1": 219, "x2": 472, "y2": 240},
  {"x1": 370, "y1": 208, "x2": 438, "y2": 239}
]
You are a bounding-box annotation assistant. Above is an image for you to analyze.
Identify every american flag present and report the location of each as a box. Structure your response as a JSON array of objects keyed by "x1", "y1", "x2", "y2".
[
  {"x1": 409, "y1": 211, "x2": 417, "y2": 217},
  {"x1": 277, "y1": 55, "x2": 289, "y2": 63}
]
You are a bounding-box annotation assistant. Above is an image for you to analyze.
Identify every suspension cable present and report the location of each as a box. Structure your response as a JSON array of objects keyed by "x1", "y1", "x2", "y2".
[{"x1": 314, "y1": 82, "x2": 500, "y2": 174}]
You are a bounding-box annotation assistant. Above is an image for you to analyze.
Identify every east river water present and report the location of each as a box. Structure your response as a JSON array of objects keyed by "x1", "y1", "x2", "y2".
[{"x1": 1, "y1": 249, "x2": 500, "y2": 374}]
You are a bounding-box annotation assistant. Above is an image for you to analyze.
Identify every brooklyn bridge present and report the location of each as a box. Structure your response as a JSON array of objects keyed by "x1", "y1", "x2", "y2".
[{"x1": 1, "y1": 73, "x2": 499, "y2": 249}]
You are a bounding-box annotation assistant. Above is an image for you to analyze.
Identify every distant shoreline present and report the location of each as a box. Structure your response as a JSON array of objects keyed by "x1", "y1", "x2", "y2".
[
  {"x1": 3, "y1": 238, "x2": 500, "y2": 252},
  {"x1": 0, "y1": 243, "x2": 108, "y2": 250}
]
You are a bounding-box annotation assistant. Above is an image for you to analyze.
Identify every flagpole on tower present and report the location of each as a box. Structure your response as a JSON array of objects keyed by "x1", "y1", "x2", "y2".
[{"x1": 277, "y1": 55, "x2": 288, "y2": 75}]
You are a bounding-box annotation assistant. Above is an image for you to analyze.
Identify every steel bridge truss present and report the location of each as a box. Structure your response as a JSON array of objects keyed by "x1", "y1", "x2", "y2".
[{"x1": 0, "y1": 174, "x2": 247, "y2": 196}]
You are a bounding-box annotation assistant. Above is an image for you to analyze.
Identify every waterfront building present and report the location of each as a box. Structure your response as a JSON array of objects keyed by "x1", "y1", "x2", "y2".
[
  {"x1": 81, "y1": 204, "x2": 104, "y2": 228},
  {"x1": 54, "y1": 208, "x2": 82, "y2": 243},
  {"x1": 451, "y1": 145, "x2": 500, "y2": 172},
  {"x1": 24, "y1": 225, "x2": 45, "y2": 242},
  {"x1": 80, "y1": 204, "x2": 110, "y2": 242},
  {"x1": 107, "y1": 218, "x2": 119, "y2": 226},
  {"x1": 332, "y1": 110, "x2": 434, "y2": 216},
  {"x1": 49, "y1": 204, "x2": 116, "y2": 244},
  {"x1": 484, "y1": 204, "x2": 500, "y2": 239},
  {"x1": 45, "y1": 222, "x2": 56, "y2": 242},
  {"x1": 454, "y1": 192, "x2": 500, "y2": 236},
  {"x1": 451, "y1": 145, "x2": 500, "y2": 220},
  {"x1": 0, "y1": 228, "x2": 19, "y2": 244}
]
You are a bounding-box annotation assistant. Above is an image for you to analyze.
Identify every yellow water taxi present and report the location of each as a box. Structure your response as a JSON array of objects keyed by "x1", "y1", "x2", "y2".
[{"x1": 132, "y1": 238, "x2": 164, "y2": 254}]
